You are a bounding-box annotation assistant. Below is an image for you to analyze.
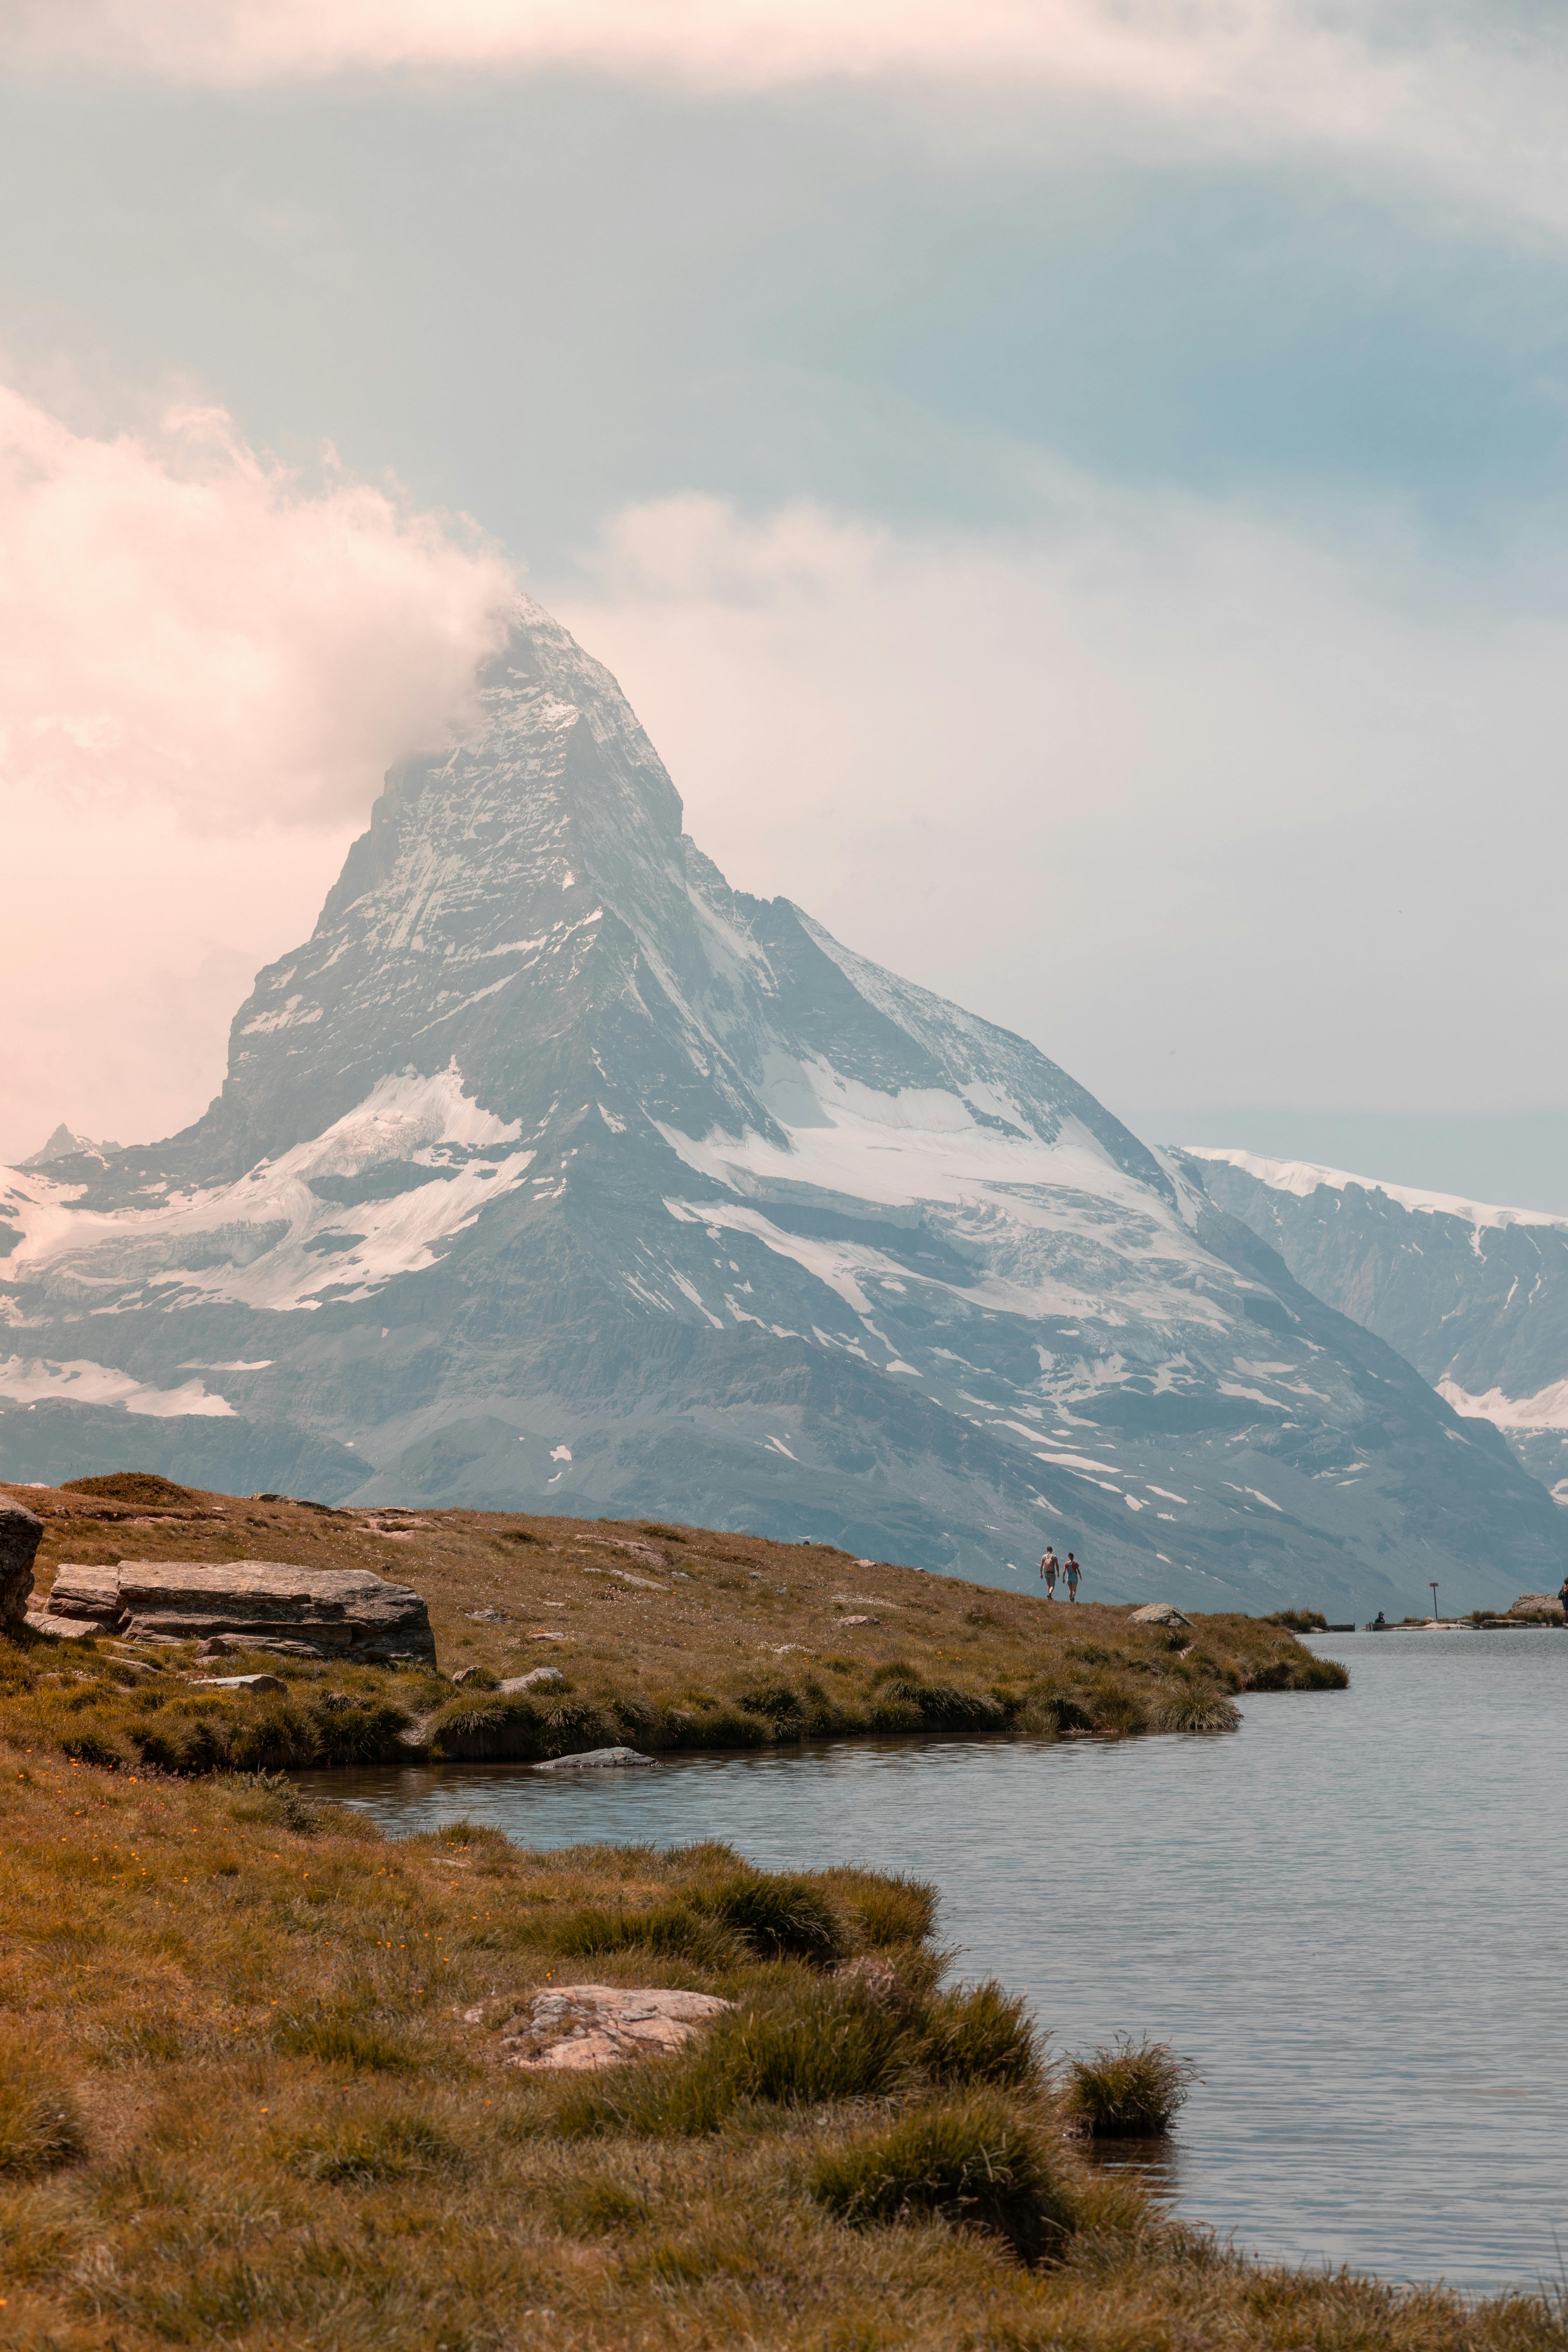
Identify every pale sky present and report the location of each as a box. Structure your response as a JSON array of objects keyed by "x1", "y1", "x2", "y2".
[{"x1": 2, "y1": 3, "x2": 1566, "y2": 1198}]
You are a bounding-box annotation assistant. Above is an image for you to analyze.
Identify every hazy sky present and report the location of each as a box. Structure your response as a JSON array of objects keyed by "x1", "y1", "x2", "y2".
[{"x1": 3, "y1": 3, "x2": 1566, "y2": 1196}]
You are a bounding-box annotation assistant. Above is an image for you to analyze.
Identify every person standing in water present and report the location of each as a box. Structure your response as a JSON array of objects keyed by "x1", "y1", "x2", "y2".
[
  {"x1": 1040, "y1": 1548, "x2": 1059, "y2": 1596},
  {"x1": 1064, "y1": 1552, "x2": 1082, "y2": 1601}
]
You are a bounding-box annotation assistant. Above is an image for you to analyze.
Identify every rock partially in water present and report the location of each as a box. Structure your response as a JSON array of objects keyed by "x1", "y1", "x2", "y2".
[
  {"x1": 533, "y1": 1745, "x2": 653, "y2": 1771},
  {"x1": 480, "y1": 1983, "x2": 731, "y2": 2072},
  {"x1": 0, "y1": 1499, "x2": 44, "y2": 1626},
  {"x1": 1130, "y1": 1603, "x2": 1192, "y2": 1629},
  {"x1": 30, "y1": 1560, "x2": 436, "y2": 1662}
]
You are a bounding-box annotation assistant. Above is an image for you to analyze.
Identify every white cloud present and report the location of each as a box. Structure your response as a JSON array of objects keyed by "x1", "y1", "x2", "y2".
[
  {"x1": 0, "y1": 383, "x2": 514, "y2": 1161},
  {"x1": 551, "y1": 487, "x2": 1568, "y2": 1122},
  {"x1": 0, "y1": 385, "x2": 514, "y2": 833},
  {"x1": 13, "y1": 2, "x2": 1568, "y2": 231}
]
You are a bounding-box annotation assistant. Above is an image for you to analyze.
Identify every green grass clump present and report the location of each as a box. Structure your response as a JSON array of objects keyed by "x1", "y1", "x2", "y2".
[
  {"x1": 1265, "y1": 1608, "x2": 1328, "y2": 1633},
  {"x1": 808, "y1": 2091, "x2": 1074, "y2": 2265},
  {"x1": 919, "y1": 1980, "x2": 1042, "y2": 2088},
  {"x1": 280, "y1": 2108, "x2": 467, "y2": 2185},
  {"x1": 843, "y1": 1870, "x2": 938, "y2": 1949},
  {"x1": 0, "y1": 2065, "x2": 87, "y2": 2176},
  {"x1": 559, "y1": 1980, "x2": 910, "y2": 2137},
  {"x1": 1062, "y1": 2035, "x2": 1198, "y2": 2136},
  {"x1": 699, "y1": 1870, "x2": 847, "y2": 1965}
]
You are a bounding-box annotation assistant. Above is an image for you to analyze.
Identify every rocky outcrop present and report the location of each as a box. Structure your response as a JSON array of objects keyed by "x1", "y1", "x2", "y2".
[
  {"x1": 1130, "y1": 1602, "x2": 1192, "y2": 1628},
  {"x1": 0, "y1": 1499, "x2": 44, "y2": 1627},
  {"x1": 1508, "y1": 1594, "x2": 1566, "y2": 1620},
  {"x1": 27, "y1": 1559, "x2": 435, "y2": 1661}
]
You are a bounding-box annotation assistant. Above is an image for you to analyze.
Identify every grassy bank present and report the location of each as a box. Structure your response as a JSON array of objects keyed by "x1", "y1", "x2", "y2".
[
  {"x1": 0, "y1": 1748, "x2": 1555, "y2": 2352},
  {"x1": 0, "y1": 1476, "x2": 1343, "y2": 1776}
]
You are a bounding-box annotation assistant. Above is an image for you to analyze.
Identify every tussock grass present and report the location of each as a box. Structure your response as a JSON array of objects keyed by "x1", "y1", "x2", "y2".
[
  {"x1": 920, "y1": 1981, "x2": 1042, "y2": 2089},
  {"x1": 0, "y1": 1740, "x2": 1556, "y2": 2350},
  {"x1": 0, "y1": 2066, "x2": 86, "y2": 2177},
  {"x1": 1062, "y1": 2036, "x2": 1199, "y2": 2137},
  {"x1": 808, "y1": 2091, "x2": 1075, "y2": 2266}
]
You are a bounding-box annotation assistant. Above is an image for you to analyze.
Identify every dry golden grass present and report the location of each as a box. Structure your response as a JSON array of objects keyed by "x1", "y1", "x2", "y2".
[
  {"x1": 0, "y1": 1474, "x2": 1344, "y2": 1773},
  {"x1": 0, "y1": 1745, "x2": 1556, "y2": 2352}
]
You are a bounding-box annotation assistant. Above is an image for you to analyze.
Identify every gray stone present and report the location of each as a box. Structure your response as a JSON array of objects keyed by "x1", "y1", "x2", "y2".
[
  {"x1": 1129, "y1": 1602, "x2": 1192, "y2": 1629},
  {"x1": 0, "y1": 1499, "x2": 44, "y2": 1628},
  {"x1": 532, "y1": 1745, "x2": 653, "y2": 1771},
  {"x1": 500, "y1": 1666, "x2": 566, "y2": 1692},
  {"x1": 1508, "y1": 1594, "x2": 1566, "y2": 1619},
  {"x1": 35, "y1": 1559, "x2": 435, "y2": 1662},
  {"x1": 450, "y1": 1665, "x2": 498, "y2": 1687},
  {"x1": 189, "y1": 1673, "x2": 288, "y2": 1693}
]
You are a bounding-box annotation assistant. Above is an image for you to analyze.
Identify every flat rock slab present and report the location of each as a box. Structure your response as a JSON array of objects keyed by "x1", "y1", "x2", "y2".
[
  {"x1": 1130, "y1": 1602, "x2": 1192, "y2": 1628},
  {"x1": 34, "y1": 1560, "x2": 435, "y2": 1663},
  {"x1": 532, "y1": 1746, "x2": 653, "y2": 1771},
  {"x1": 482, "y1": 1984, "x2": 731, "y2": 2072},
  {"x1": 500, "y1": 1668, "x2": 566, "y2": 1693},
  {"x1": 24, "y1": 1610, "x2": 101, "y2": 1641}
]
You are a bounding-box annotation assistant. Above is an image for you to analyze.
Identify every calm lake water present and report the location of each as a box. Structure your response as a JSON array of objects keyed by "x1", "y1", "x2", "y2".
[{"x1": 299, "y1": 1630, "x2": 1568, "y2": 2294}]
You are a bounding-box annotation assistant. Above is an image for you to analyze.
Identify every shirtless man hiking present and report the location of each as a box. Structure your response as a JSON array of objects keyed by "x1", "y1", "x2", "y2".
[{"x1": 1040, "y1": 1548, "x2": 1059, "y2": 1597}]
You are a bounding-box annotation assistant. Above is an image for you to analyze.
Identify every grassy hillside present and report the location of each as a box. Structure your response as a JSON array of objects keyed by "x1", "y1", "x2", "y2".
[{"x1": 1, "y1": 1475, "x2": 1343, "y2": 1774}]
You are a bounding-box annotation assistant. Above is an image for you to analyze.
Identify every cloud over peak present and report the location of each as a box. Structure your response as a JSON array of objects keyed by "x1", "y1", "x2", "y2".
[{"x1": 0, "y1": 386, "x2": 515, "y2": 833}]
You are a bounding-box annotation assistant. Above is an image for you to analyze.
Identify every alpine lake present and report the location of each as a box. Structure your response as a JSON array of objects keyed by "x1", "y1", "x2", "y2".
[{"x1": 296, "y1": 1626, "x2": 1568, "y2": 2295}]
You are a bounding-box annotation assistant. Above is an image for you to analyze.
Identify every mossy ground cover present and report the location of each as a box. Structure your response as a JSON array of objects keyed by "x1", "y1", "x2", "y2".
[
  {"x1": 0, "y1": 1750, "x2": 1559, "y2": 2352},
  {"x1": 0, "y1": 1476, "x2": 1344, "y2": 1774}
]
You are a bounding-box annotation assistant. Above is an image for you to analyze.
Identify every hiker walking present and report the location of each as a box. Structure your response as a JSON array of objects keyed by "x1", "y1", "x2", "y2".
[
  {"x1": 1558, "y1": 1572, "x2": 1568, "y2": 1620},
  {"x1": 1064, "y1": 1552, "x2": 1082, "y2": 1602},
  {"x1": 1040, "y1": 1547, "x2": 1059, "y2": 1597}
]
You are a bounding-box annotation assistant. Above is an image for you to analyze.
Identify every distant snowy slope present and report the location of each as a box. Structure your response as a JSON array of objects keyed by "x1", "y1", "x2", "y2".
[
  {"x1": 1184, "y1": 1148, "x2": 1568, "y2": 1502},
  {"x1": 2, "y1": 599, "x2": 1562, "y2": 1614}
]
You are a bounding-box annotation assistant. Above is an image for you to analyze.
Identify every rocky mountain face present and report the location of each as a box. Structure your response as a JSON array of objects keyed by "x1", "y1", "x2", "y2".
[
  {"x1": 1183, "y1": 1150, "x2": 1568, "y2": 1506},
  {"x1": 1, "y1": 602, "x2": 1561, "y2": 1614}
]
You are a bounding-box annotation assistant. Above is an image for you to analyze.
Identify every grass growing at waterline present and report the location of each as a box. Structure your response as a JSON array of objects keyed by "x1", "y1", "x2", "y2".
[
  {"x1": 0, "y1": 1747, "x2": 1560, "y2": 2351},
  {"x1": 1, "y1": 1474, "x2": 1345, "y2": 1774},
  {"x1": 1063, "y1": 2035, "x2": 1201, "y2": 2137}
]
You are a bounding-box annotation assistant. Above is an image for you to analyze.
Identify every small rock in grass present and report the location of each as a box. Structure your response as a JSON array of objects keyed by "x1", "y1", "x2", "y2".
[
  {"x1": 494, "y1": 1984, "x2": 731, "y2": 2071},
  {"x1": 500, "y1": 1667, "x2": 565, "y2": 1692},
  {"x1": 189, "y1": 1672, "x2": 288, "y2": 1693},
  {"x1": 1129, "y1": 1603, "x2": 1192, "y2": 1629}
]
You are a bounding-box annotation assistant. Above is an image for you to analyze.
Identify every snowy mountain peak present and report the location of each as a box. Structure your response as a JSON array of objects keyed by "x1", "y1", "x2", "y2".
[{"x1": 1, "y1": 601, "x2": 1562, "y2": 1611}]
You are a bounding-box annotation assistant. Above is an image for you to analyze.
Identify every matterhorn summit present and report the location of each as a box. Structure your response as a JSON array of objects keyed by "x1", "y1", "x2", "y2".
[{"x1": 1, "y1": 601, "x2": 1558, "y2": 1611}]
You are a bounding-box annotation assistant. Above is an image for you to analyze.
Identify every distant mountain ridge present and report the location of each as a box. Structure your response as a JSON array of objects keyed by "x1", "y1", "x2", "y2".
[
  {"x1": 1183, "y1": 1148, "x2": 1568, "y2": 1504},
  {"x1": 1, "y1": 600, "x2": 1561, "y2": 1614}
]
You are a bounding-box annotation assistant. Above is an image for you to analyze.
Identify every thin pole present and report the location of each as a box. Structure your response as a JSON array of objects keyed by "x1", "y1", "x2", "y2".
[{"x1": 1429, "y1": 1580, "x2": 1440, "y2": 1622}]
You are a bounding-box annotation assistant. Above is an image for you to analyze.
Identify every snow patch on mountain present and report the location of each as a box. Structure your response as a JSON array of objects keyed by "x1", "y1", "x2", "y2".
[
  {"x1": 1438, "y1": 1377, "x2": 1568, "y2": 1433},
  {"x1": 1188, "y1": 1147, "x2": 1568, "y2": 1234},
  {"x1": 0, "y1": 1355, "x2": 235, "y2": 1418},
  {"x1": 1, "y1": 1064, "x2": 531, "y2": 1315}
]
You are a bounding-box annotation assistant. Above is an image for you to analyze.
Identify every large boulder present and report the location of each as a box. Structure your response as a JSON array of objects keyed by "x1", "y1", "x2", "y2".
[
  {"x1": 0, "y1": 1499, "x2": 44, "y2": 1628},
  {"x1": 1508, "y1": 1594, "x2": 1566, "y2": 1621},
  {"x1": 1129, "y1": 1602, "x2": 1192, "y2": 1629},
  {"x1": 28, "y1": 1559, "x2": 435, "y2": 1662}
]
